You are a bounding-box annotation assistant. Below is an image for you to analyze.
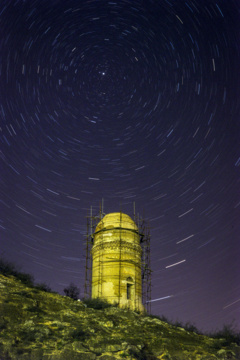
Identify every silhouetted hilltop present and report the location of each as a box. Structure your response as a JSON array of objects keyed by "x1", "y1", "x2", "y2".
[{"x1": 0, "y1": 273, "x2": 240, "y2": 360}]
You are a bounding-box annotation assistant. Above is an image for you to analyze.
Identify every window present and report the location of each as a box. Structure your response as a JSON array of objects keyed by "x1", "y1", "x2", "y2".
[
  {"x1": 127, "y1": 283, "x2": 132, "y2": 299},
  {"x1": 126, "y1": 277, "x2": 133, "y2": 300}
]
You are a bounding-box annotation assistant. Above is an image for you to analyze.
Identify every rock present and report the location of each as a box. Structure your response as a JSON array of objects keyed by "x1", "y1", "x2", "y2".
[
  {"x1": 126, "y1": 344, "x2": 141, "y2": 353},
  {"x1": 0, "y1": 274, "x2": 240, "y2": 360},
  {"x1": 217, "y1": 349, "x2": 235, "y2": 359},
  {"x1": 105, "y1": 344, "x2": 123, "y2": 352},
  {"x1": 121, "y1": 342, "x2": 129, "y2": 350},
  {"x1": 49, "y1": 349, "x2": 97, "y2": 360},
  {"x1": 30, "y1": 348, "x2": 44, "y2": 360},
  {"x1": 98, "y1": 355, "x2": 119, "y2": 360},
  {"x1": 104, "y1": 307, "x2": 121, "y2": 316},
  {"x1": 157, "y1": 353, "x2": 172, "y2": 360},
  {"x1": 72, "y1": 341, "x2": 88, "y2": 352}
]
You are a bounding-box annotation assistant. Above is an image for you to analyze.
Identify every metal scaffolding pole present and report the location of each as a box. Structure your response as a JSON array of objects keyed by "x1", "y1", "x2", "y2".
[{"x1": 140, "y1": 215, "x2": 152, "y2": 313}]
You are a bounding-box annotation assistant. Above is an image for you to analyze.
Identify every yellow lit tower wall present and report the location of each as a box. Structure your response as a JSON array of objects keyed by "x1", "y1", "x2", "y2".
[{"x1": 91, "y1": 212, "x2": 144, "y2": 312}]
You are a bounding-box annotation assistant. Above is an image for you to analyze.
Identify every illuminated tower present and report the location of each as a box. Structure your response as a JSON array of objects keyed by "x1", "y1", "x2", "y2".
[{"x1": 91, "y1": 212, "x2": 144, "y2": 312}]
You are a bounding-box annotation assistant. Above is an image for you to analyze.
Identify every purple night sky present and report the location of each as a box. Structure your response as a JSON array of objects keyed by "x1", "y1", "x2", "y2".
[{"x1": 1, "y1": 0, "x2": 239, "y2": 333}]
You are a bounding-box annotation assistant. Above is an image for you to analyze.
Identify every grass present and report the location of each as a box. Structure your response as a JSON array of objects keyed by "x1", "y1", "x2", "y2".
[
  {"x1": 208, "y1": 323, "x2": 240, "y2": 346},
  {"x1": 0, "y1": 256, "x2": 53, "y2": 293},
  {"x1": 0, "y1": 257, "x2": 34, "y2": 287},
  {"x1": 1, "y1": 256, "x2": 239, "y2": 347},
  {"x1": 81, "y1": 297, "x2": 116, "y2": 309},
  {"x1": 147, "y1": 313, "x2": 240, "y2": 346}
]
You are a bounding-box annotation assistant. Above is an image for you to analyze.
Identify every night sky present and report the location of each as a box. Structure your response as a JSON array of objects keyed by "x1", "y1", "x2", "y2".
[{"x1": 1, "y1": 0, "x2": 240, "y2": 333}]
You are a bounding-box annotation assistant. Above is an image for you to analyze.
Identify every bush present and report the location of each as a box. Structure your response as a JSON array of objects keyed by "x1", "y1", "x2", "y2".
[
  {"x1": 71, "y1": 327, "x2": 87, "y2": 340},
  {"x1": 146, "y1": 314, "x2": 202, "y2": 335},
  {"x1": 82, "y1": 297, "x2": 113, "y2": 309},
  {"x1": 35, "y1": 283, "x2": 52, "y2": 292},
  {"x1": 147, "y1": 314, "x2": 168, "y2": 321},
  {"x1": 14, "y1": 272, "x2": 34, "y2": 287},
  {"x1": 0, "y1": 351, "x2": 11, "y2": 360},
  {"x1": 63, "y1": 283, "x2": 80, "y2": 300},
  {"x1": 210, "y1": 323, "x2": 240, "y2": 346},
  {"x1": 0, "y1": 319, "x2": 7, "y2": 331},
  {"x1": 0, "y1": 257, "x2": 34, "y2": 287},
  {"x1": 183, "y1": 322, "x2": 201, "y2": 334},
  {"x1": 0, "y1": 257, "x2": 17, "y2": 275},
  {"x1": 26, "y1": 305, "x2": 44, "y2": 314},
  {"x1": 0, "y1": 257, "x2": 54, "y2": 292},
  {"x1": 147, "y1": 314, "x2": 240, "y2": 343}
]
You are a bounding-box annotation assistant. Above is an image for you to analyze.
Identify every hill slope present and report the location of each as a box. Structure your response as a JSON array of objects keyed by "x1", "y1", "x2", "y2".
[{"x1": 0, "y1": 274, "x2": 239, "y2": 360}]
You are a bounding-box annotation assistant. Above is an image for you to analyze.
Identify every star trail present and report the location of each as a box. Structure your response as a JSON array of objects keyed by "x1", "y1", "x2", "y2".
[{"x1": 1, "y1": 0, "x2": 239, "y2": 332}]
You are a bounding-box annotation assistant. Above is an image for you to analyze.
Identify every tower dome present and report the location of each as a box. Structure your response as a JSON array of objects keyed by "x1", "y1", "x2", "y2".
[
  {"x1": 94, "y1": 212, "x2": 139, "y2": 245},
  {"x1": 95, "y1": 212, "x2": 138, "y2": 232},
  {"x1": 91, "y1": 212, "x2": 144, "y2": 312}
]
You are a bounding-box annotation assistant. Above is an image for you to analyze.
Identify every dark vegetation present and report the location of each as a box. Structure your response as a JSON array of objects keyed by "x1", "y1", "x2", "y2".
[
  {"x1": 147, "y1": 314, "x2": 202, "y2": 335},
  {"x1": 209, "y1": 323, "x2": 240, "y2": 347},
  {"x1": 1, "y1": 256, "x2": 240, "y2": 347},
  {"x1": 63, "y1": 282, "x2": 80, "y2": 300},
  {"x1": 148, "y1": 314, "x2": 240, "y2": 346},
  {"x1": 0, "y1": 256, "x2": 52, "y2": 293},
  {"x1": 0, "y1": 257, "x2": 34, "y2": 287},
  {"x1": 82, "y1": 297, "x2": 118, "y2": 309}
]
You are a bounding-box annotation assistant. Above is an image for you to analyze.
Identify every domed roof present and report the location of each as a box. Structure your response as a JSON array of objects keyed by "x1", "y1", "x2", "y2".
[{"x1": 94, "y1": 212, "x2": 138, "y2": 234}]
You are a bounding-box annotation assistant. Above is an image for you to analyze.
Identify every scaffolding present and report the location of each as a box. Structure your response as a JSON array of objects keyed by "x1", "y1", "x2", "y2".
[
  {"x1": 84, "y1": 201, "x2": 152, "y2": 312},
  {"x1": 139, "y1": 217, "x2": 152, "y2": 313},
  {"x1": 84, "y1": 201, "x2": 104, "y2": 298}
]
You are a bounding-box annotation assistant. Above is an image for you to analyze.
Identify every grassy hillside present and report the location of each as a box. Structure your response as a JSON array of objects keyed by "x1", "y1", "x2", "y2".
[{"x1": 0, "y1": 274, "x2": 239, "y2": 360}]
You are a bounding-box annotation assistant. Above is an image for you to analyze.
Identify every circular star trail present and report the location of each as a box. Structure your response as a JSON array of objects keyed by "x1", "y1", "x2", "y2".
[{"x1": 1, "y1": 0, "x2": 239, "y2": 332}]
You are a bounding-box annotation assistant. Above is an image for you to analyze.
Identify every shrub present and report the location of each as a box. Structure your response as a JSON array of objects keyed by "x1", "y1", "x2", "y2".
[
  {"x1": 183, "y1": 322, "x2": 201, "y2": 334},
  {"x1": 0, "y1": 319, "x2": 7, "y2": 331},
  {"x1": 146, "y1": 314, "x2": 202, "y2": 335},
  {"x1": 0, "y1": 257, "x2": 17, "y2": 275},
  {"x1": 210, "y1": 323, "x2": 240, "y2": 346},
  {"x1": 35, "y1": 282, "x2": 52, "y2": 292},
  {"x1": 27, "y1": 305, "x2": 43, "y2": 314},
  {"x1": 14, "y1": 272, "x2": 34, "y2": 287},
  {"x1": 82, "y1": 297, "x2": 113, "y2": 309},
  {"x1": 15, "y1": 290, "x2": 32, "y2": 298},
  {"x1": 71, "y1": 327, "x2": 87, "y2": 340},
  {"x1": 147, "y1": 314, "x2": 168, "y2": 321},
  {"x1": 0, "y1": 257, "x2": 34, "y2": 287},
  {"x1": 172, "y1": 320, "x2": 202, "y2": 334},
  {"x1": 63, "y1": 283, "x2": 80, "y2": 300},
  {"x1": 0, "y1": 257, "x2": 55, "y2": 292},
  {"x1": 0, "y1": 351, "x2": 11, "y2": 360}
]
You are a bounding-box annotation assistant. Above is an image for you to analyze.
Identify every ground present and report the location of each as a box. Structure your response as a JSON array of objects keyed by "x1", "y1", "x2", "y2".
[{"x1": 0, "y1": 274, "x2": 239, "y2": 360}]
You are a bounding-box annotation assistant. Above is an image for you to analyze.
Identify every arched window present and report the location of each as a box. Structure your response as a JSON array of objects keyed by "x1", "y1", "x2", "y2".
[{"x1": 126, "y1": 277, "x2": 133, "y2": 300}]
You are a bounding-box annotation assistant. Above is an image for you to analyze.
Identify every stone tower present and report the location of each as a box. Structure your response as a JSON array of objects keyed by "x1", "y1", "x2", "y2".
[{"x1": 91, "y1": 212, "x2": 144, "y2": 312}]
